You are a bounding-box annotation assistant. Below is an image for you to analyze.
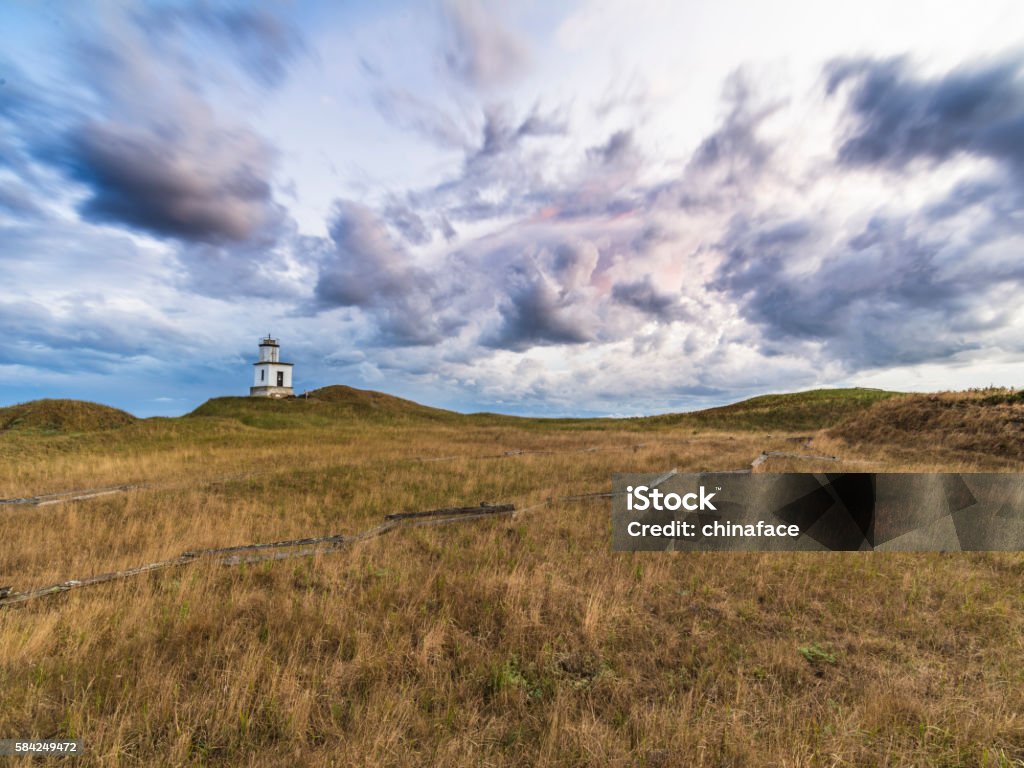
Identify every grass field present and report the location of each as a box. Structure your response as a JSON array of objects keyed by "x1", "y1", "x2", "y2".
[{"x1": 1, "y1": 387, "x2": 1023, "y2": 767}]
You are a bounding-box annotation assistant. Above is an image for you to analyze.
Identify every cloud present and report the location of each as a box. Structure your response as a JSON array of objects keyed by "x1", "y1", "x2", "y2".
[
  {"x1": 132, "y1": 2, "x2": 305, "y2": 89},
  {"x1": 370, "y1": 87, "x2": 474, "y2": 150},
  {"x1": 310, "y1": 193, "x2": 706, "y2": 355},
  {"x1": 0, "y1": 181, "x2": 43, "y2": 218},
  {"x1": 10, "y1": 3, "x2": 316, "y2": 317},
  {"x1": 314, "y1": 201, "x2": 454, "y2": 345},
  {"x1": 628, "y1": 69, "x2": 783, "y2": 217},
  {"x1": 184, "y1": 5, "x2": 305, "y2": 88},
  {"x1": 176, "y1": 230, "x2": 314, "y2": 300},
  {"x1": 484, "y1": 264, "x2": 595, "y2": 350},
  {"x1": 316, "y1": 201, "x2": 420, "y2": 306},
  {"x1": 715, "y1": 208, "x2": 1024, "y2": 368},
  {"x1": 827, "y1": 52, "x2": 1024, "y2": 174},
  {"x1": 307, "y1": 66, "x2": 747, "y2": 360},
  {"x1": 405, "y1": 102, "x2": 568, "y2": 225},
  {"x1": 681, "y1": 71, "x2": 781, "y2": 200},
  {"x1": 611, "y1": 276, "x2": 690, "y2": 322},
  {"x1": 383, "y1": 200, "x2": 432, "y2": 245},
  {"x1": 442, "y1": 0, "x2": 531, "y2": 89},
  {"x1": 587, "y1": 129, "x2": 636, "y2": 167},
  {"x1": 3, "y1": 7, "x2": 295, "y2": 246},
  {"x1": 0, "y1": 58, "x2": 80, "y2": 206},
  {"x1": 65, "y1": 119, "x2": 282, "y2": 242},
  {"x1": 550, "y1": 240, "x2": 599, "y2": 290},
  {"x1": 0, "y1": 297, "x2": 185, "y2": 372},
  {"x1": 699, "y1": 51, "x2": 1024, "y2": 370},
  {"x1": 473, "y1": 104, "x2": 565, "y2": 160}
]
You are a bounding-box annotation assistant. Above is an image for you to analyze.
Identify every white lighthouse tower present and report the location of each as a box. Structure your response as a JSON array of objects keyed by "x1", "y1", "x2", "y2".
[{"x1": 250, "y1": 336, "x2": 294, "y2": 397}]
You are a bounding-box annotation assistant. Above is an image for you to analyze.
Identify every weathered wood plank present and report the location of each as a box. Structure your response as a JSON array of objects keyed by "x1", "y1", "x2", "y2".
[
  {"x1": 384, "y1": 503, "x2": 514, "y2": 521},
  {"x1": 0, "y1": 484, "x2": 142, "y2": 506},
  {"x1": 405, "y1": 510, "x2": 515, "y2": 528},
  {"x1": 181, "y1": 533, "x2": 348, "y2": 558}
]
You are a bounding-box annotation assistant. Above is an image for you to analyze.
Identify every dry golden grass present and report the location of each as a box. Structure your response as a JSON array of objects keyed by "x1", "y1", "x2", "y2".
[
  {"x1": 1, "y1": 390, "x2": 1023, "y2": 767},
  {"x1": 828, "y1": 389, "x2": 1024, "y2": 467}
]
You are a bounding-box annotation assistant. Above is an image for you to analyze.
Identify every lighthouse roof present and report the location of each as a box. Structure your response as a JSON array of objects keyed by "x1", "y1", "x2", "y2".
[{"x1": 259, "y1": 336, "x2": 279, "y2": 346}]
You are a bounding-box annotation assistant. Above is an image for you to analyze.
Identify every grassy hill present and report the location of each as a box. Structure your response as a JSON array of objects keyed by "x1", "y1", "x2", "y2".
[
  {"x1": 630, "y1": 387, "x2": 901, "y2": 432},
  {"x1": 828, "y1": 389, "x2": 1024, "y2": 460},
  {"x1": 303, "y1": 384, "x2": 454, "y2": 413},
  {"x1": 186, "y1": 385, "x2": 904, "y2": 433},
  {"x1": 188, "y1": 385, "x2": 458, "y2": 429},
  {"x1": 0, "y1": 398, "x2": 136, "y2": 434}
]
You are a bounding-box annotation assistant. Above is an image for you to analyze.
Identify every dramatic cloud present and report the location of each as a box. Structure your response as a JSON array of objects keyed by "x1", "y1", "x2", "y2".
[
  {"x1": 314, "y1": 201, "x2": 455, "y2": 345},
  {"x1": 313, "y1": 47, "x2": 1024, "y2": 384},
  {"x1": 665, "y1": 72, "x2": 783, "y2": 214},
  {"x1": 4, "y1": 5, "x2": 295, "y2": 246},
  {"x1": 402, "y1": 103, "x2": 569, "y2": 225},
  {"x1": 485, "y1": 265, "x2": 595, "y2": 350},
  {"x1": 827, "y1": 53, "x2": 1024, "y2": 174},
  {"x1": 612, "y1": 276, "x2": 690, "y2": 322},
  {"x1": 312, "y1": 194, "x2": 697, "y2": 355},
  {"x1": 716, "y1": 52, "x2": 1024, "y2": 369},
  {"x1": 65, "y1": 120, "x2": 281, "y2": 242}
]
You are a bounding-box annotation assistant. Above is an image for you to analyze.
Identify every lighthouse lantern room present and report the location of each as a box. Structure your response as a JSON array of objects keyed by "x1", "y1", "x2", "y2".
[{"x1": 250, "y1": 336, "x2": 294, "y2": 397}]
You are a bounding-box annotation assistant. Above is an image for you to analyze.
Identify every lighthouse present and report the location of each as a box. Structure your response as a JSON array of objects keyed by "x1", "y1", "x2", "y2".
[{"x1": 250, "y1": 336, "x2": 294, "y2": 397}]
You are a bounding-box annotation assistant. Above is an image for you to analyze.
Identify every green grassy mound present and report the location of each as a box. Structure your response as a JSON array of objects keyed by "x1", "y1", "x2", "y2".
[
  {"x1": 188, "y1": 385, "x2": 457, "y2": 429},
  {"x1": 303, "y1": 385, "x2": 454, "y2": 416},
  {"x1": 0, "y1": 399, "x2": 137, "y2": 434},
  {"x1": 636, "y1": 388, "x2": 901, "y2": 432}
]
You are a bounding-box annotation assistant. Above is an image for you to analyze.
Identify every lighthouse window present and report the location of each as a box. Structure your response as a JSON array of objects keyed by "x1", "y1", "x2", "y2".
[
  {"x1": 277, "y1": 371, "x2": 284, "y2": 387},
  {"x1": 261, "y1": 370, "x2": 265, "y2": 381}
]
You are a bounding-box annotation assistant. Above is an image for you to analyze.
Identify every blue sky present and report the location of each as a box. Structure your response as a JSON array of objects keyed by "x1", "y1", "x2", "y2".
[{"x1": 2, "y1": 0, "x2": 1024, "y2": 417}]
